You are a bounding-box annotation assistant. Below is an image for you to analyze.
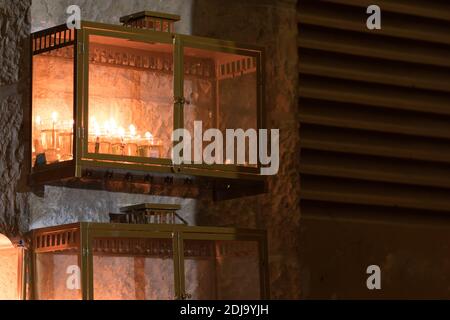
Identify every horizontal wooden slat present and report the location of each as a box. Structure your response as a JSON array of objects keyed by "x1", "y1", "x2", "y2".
[
  {"x1": 298, "y1": 49, "x2": 450, "y2": 93},
  {"x1": 300, "y1": 150, "x2": 450, "y2": 189},
  {"x1": 300, "y1": 124, "x2": 450, "y2": 163},
  {"x1": 300, "y1": 175, "x2": 450, "y2": 212},
  {"x1": 298, "y1": 0, "x2": 450, "y2": 217},
  {"x1": 298, "y1": 75, "x2": 450, "y2": 116},
  {"x1": 299, "y1": 99, "x2": 450, "y2": 139},
  {"x1": 301, "y1": 200, "x2": 450, "y2": 227},
  {"x1": 298, "y1": 1, "x2": 450, "y2": 45},
  {"x1": 322, "y1": 0, "x2": 450, "y2": 23},
  {"x1": 298, "y1": 25, "x2": 450, "y2": 68}
]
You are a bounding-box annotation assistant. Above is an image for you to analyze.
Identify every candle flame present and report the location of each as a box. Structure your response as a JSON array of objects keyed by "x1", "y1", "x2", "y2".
[
  {"x1": 118, "y1": 127, "x2": 125, "y2": 138},
  {"x1": 129, "y1": 124, "x2": 136, "y2": 136},
  {"x1": 94, "y1": 122, "x2": 101, "y2": 137},
  {"x1": 145, "y1": 132, "x2": 153, "y2": 140},
  {"x1": 51, "y1": 112, "x2": 58, "y2": 123},
  {"x1": 103, "y1": 120, "x2": 111, "y2": 133}
]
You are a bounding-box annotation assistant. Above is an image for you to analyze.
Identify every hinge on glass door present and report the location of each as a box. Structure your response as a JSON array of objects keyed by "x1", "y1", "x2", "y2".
[
  {"x1": 181, "y1": 293, "x2": 192, "y2": 300},
  {"x1": 174, "y1": 97, "x2": 186, "y2": 105},
  {"x1": 78, "y1": 42, "x2": 85, "y2": 55},
  {"x1": 77, "y1": 127, "x2": 84, "y2": 140}
]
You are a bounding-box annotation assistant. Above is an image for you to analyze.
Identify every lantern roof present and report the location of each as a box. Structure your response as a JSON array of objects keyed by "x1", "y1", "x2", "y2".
[{"x1": 120, "y1": 11, "x2": 181, "y2": 24}]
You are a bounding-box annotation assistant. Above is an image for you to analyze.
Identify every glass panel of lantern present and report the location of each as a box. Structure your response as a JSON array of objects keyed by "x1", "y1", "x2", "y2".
[
  {"x1": 92, "y1": 237, "x2": 175, "y2": 300},
  {"x1": 87, "y1": 34, "x2": 174, "y2": 161},
  {"x1": 32, "y1": 44, "x2": 75, "y2": 168},
  {"x1": 0, "y1": 235, "x2": 23, "y2": 300},
  {"x1": 34, "y1": 249, "x2": 81, "y2": 300},
  {"x1": 183, "y1": 45, "x2": 259, "y2": 168},
  {"x1": 183, "y1": 239, "x2": 261, "y2": 300}
]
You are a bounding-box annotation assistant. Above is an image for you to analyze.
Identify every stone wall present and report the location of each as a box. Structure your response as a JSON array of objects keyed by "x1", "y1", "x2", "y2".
[
  {"x1": 0, "y1": 0, "x2": 301, "y2": 299},
  {"x1": 192, "y1": 0, "x2": 301, "y2": 299},
  {"x1": 0, "y1": 0, "x2": 31, "y2": 237},
  {"x1": 31, "y1": 0, "x2": 193, "y2": 34}
]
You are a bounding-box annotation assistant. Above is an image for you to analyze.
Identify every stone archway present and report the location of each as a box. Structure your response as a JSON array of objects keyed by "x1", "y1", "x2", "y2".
[{"x1": 0, "y1": 233, "x2": 21, "y2": 300}]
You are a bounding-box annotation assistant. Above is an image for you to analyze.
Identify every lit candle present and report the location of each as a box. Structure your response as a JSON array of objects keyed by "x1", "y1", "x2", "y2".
[
  {"x1": 103, "y1": 120, "x2": 111, "y2": 135},
  {"x1": 144, "y1": 132, "x2": 161, "y2": 158},
  {"x1": 118, "y1": 127, "x2": 125, "y2": 139},
  {"x1": 34, "y1": 116, "x2": 44, "y2": 155},
  {"x1": 118, "y1": 127, "x2": 126, "y2": 155},
  {"x1": 94, "y1": 123, "x2": 101, "y2": 137},
  {"x1": 35, "y1": 116, "x2": 42, "y2": 127},
  {"x1": 51, "y1": 112, "x2": 58, "y2": 123},
  {"x1": 94, "y1": 123, "x2": 101, "y2": 153},
  {"x1": 129, "y1": 124, "x2": 137, "y2": 137},
  {"x1": 51, "y1": 112, "x2": 58, "y2": 149},
  {"x1": 145, "y1": 131, "x2": 154, "y2": 144},
  {"x1": 110, "y1": 118, "x2": 117, "y2": 135},
  {"x1": 125, "y1": 124, "x2": 138, "y2": 157}
]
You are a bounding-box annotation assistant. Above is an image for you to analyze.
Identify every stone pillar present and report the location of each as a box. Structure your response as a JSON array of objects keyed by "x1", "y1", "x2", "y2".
[
  {"x1": 192, "y1": 0, "x2": 301, "y2": 299},
  {"x1": 0, "y1": 0, "x2": 31, "y2": 237}
]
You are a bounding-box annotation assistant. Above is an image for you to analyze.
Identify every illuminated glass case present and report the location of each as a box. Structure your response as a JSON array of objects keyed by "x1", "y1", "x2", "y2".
[
  {"x1": 30, "y1": 12, "x2": 265, "y2": 188},
  {"x1": 28, "y1": 223, "x2": 270, "y2": 300}
]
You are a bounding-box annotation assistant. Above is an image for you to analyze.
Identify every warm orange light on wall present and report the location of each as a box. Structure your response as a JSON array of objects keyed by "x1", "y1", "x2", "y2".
[{"x1": 0, "y1": 234, "x2": 21, "y2": 300}]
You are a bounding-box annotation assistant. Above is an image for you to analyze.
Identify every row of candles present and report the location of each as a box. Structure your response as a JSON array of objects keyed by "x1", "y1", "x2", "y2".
[
  {"x1": 33, "y1": 112, "x2": 73, "y2": 164},
  {"x1": 32, "y1": 112, "x2": 162, "y2": 165},
  {"x1": 88, "y1": 117, "x2": 162, "y2": 158}
]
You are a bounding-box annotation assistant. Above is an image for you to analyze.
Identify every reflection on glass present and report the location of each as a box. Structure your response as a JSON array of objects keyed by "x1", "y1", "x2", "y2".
[
  {"x1": 32, "y1": 46, "x2": 74, "y2": 167},
  {"x1": 93, "y1": 237, "x2": 175, "y2": 300},
  {"x1": 184, "y1": 240, "x2": 261, "y2": 300},
  {"x1": 35, "y1": 251, "x2": 81, "y2": 300},
  {"x1": 88, "y1": 35, "x2": 173, "y2": 159},
  {"x1": 183, "y1": 47, "x2": 258, "y2": 167},
  {"x1": 0, "y1": 246, "x2": 20, "y2": 300}
]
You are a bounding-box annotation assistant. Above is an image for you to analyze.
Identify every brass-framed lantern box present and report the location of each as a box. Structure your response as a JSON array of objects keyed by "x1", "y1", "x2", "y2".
[
  {"x1": 30, "y1": 12, "x2": 266, "y2": 199},
  {"x1": 26, "y1": 222, "x2": 270, "y2": 300}
]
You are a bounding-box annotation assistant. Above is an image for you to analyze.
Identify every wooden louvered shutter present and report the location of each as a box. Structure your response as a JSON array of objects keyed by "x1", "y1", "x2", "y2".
[{"x1": 298, "y1": 0, "x2": 450, "y2": 215}]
